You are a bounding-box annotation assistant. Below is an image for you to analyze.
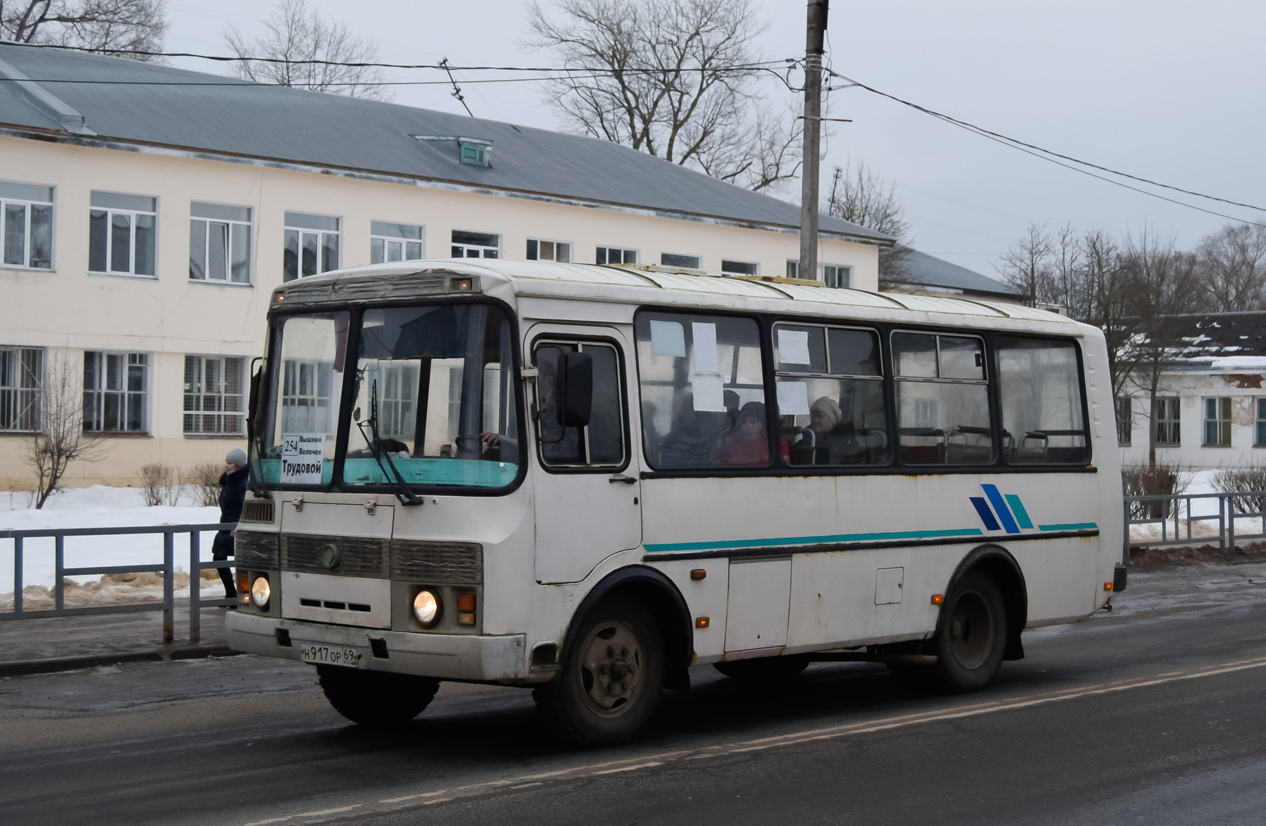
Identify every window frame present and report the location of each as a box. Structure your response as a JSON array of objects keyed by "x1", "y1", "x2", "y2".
[
  {"x1": 660, "y1": 253, "x2": 700, "y2": 269},
  {"x1": 0, "y1": 182, "x2": 54, "y2": 271},
  {"x1": 1116, "y1": 396, "x2": 1132, "y2": 446},
  {"x1": 0, "y1": 345, "x2": 43, "y2": 432},
  {"x1": 531, "y1": 336, "x2": 631, "y2": 474},
  {"x1": 451, "y1": 230, "x2": 500, "y2": 259},
  {"x1": 189, "y1": 201, "x2": 253, "y2": 285},
  {"x1": 283, "y1": 211, "x2": 341, "y2": 282},
  {"x1": 891, "y1": 329, "x2": 994, "y2": 467},
  {"x1": 783, "y1": 262, "x2": 851, "y2": 288},
  {"x1": 1154, "y1": 397, "x2": 1181, "y2": 446},
  {"x1": 721, "y1": 259, "x2": 759, "y2": 277},
  {"x1": 370, "y1": 220, "x2": 425, "y2": 265},
  {"x1": 597, "y1": 246, "x2": 638, "y2": 265},
  {"x1": 1203, "y1": 396, "x2": 1232, "y2": 447},
  {"x1": 88, "y1": 191, "x2": 158, "y2": 278},
  {"x1": 1257, "y1": 398, "x2": 1266, "y2": 447},
  {"x1": 82, "y1": 350, "x2": 150, "y2": 434},
  {"x1": 183, "y1": 354, "x2": 247, "y2": 436},
  {"x1": 527, "y1": 239, "x2": 573, "y2": 263}
]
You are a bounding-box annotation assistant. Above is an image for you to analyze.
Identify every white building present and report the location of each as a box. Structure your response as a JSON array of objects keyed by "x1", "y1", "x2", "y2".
[
  {"x1": 0, "y1": 44, "x2": 891, "y2": 488},
  {"x1": 1117, "y1": 313, "x2": 1266, "y2": 470}
]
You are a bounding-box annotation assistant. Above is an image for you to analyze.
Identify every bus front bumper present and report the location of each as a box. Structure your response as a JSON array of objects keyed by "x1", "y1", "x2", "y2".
[{"x1": 225, "y1": 611, "x2": 527, "y2": 682}]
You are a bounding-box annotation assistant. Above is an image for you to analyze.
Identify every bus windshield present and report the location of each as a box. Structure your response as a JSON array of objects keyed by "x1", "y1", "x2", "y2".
[{"x1": 256, "y1": 303, "x2": 520, "y2": 490}]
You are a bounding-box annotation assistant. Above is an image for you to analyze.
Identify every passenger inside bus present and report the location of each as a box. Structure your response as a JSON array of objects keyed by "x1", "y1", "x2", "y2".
[
  {"x1": 659, "y1": 393, "x2": 718, "y2": 467},
  {"x1": 717, "y1": 402, "x2": 769, "y2": 466}
]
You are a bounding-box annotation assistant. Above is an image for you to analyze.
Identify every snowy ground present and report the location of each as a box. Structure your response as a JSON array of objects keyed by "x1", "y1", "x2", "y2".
[
  {"x1": 1, "y1": 486, "x2": 228, "y2": 608},
  {"x1": 1128, "y1": 469, "x2": 1266, "y2": 544}
]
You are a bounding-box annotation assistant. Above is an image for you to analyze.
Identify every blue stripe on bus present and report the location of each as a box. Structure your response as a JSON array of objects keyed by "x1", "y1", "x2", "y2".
[
  {"x1": 1038, "y1": 523, "x2": 1099, "y2": 531},
  {"x1": 970, "y1": 497, "x2": 1002, "y2": 531},
  {"x1": 643, "y1": 528, "x2": 984, "y2": 554},
  {"x1": 1005, "y1": 494, "x2": 1035, "y2": 530},
  {"x1": 981, "y1": 484, "x2": 1020, "y2": 534}
]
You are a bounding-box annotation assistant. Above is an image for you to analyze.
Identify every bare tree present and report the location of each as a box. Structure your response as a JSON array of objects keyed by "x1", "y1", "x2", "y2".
[
  {"x1": 1078, "y1": 227, "x2": 1133, "y2": 401},
  {"x1": 1046, "y1": 222, "x2": 1083, "y2": 316},
  {"x1": 1194, "y1": 223, "x2": 1266, "y2": 313},
  {"x1": 1119, "y1": 227, "x2": 1200, "y2": 471},
  {"x1": 23, "y1": 355, "x2": 107, "y2": 509},
  {"x1": 825, "y1": 162, "x2": 914, "y2": 286},
  {"x1": 526, "y1": 0, "x2": 801, "y2": 192},
  {"x1": 1, "y1": 0, "x2": 167, "y2": 58},
  {"x1": 996, "y1": 222, "x2": 1053, "y2": 305},
  {"x1": 224, "y1": 0, "x2": 392, "y2": 101}
]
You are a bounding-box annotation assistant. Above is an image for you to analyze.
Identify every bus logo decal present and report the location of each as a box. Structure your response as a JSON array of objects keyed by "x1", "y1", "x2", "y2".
[{"x1": 970, "y1": 484, "x2": 1035, "y2": 534}]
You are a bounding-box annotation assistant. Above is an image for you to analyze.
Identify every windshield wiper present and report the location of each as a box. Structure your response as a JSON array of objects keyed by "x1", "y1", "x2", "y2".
[{"x1": 355, "y1": 378, "x2": 423, "y2": 508}]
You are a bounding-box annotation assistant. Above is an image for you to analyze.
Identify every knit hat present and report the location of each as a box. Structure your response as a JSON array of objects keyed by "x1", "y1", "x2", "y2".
[
  {"x1": 810, "y1": 396, "x2": 842, "y2": 428},
  {"x1": 226, "y1": 448, "x2": 248, "y2": 468}
]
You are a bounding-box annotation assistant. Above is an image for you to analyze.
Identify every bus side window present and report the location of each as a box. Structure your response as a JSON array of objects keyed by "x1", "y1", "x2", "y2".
[
  {"x1": 534, "y1": 341, "x2": 627, "y2": 470},
  {"x1": 893, "y1": 332, "x2": 993, "y2": 466},
  {"x1": 997, "y1": 336, "x2": 1089, "y2": 464}
]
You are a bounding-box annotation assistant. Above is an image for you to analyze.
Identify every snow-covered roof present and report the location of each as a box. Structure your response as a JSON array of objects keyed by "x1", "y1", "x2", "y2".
[{"x1": 1166, "y1": 313, "x2": 1266, "y2": 372}]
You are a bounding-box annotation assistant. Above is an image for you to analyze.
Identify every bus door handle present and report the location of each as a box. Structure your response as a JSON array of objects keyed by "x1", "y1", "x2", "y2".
[{"x1": 608, "y1": 474, "x2": 637, "y2": 485}]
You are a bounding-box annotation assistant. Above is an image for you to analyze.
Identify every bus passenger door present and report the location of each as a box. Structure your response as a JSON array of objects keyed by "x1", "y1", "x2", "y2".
[{"x1": 530, "y1": 330, "x2": 642, "y2": 584}]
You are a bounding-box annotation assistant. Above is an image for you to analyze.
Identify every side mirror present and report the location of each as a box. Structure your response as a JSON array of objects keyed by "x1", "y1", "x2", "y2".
[
  {"x1": 557, "y1": 351, "x2": 593, "y2": 428},
  {"x1": 248, "y1": 357, "x2": 264, "y2": 420}
]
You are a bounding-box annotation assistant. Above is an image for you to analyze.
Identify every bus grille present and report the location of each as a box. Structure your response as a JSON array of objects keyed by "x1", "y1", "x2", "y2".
[
  {"x1": 282, "y1": 535, "x2": 389, "y2": 578},
  {"x1": 241, "y1": 499, "x2": 275, "y2": 524},
  {"x1": 392, "y1": 541, "x2": 483, "y2": 584},
  {"x1": 235, "y1": 531, "x2": 279, "y2": 569}
]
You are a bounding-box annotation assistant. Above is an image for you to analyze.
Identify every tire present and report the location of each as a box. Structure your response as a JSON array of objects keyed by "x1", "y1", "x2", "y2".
[
  {"x1": 318, "y1": 665, "x2": 440, "y2": 726},
  {"x1": 534, "y1": 598, "x2": 665, "y2": 747},
  {"x1": 713, "y1": 655, "x2": 810, "y2": 681},
  {"x1": 930, "y1": 571, "x2": 1007, "y2": 693}
]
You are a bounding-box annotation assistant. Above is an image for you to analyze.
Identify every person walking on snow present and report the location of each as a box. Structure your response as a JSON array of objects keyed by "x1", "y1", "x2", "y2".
[{"x1": 213, "y1": 448, "x2": 249, "y2": 599}]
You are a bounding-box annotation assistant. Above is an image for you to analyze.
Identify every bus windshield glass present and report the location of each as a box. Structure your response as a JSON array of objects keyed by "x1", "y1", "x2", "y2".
[{"x1": 343, "y1": 303, "x2": 520, "y2": 489}]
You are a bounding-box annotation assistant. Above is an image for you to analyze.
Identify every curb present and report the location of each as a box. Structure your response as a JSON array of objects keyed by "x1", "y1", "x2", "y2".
[{"x1": 0, "y1": 644, "x2": 243, "y2": 678}]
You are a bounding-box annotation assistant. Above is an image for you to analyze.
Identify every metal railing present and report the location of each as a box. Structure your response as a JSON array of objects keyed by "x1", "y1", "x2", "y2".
[
  {"x1": 1123, "y1": 491, "x2": 1266, "y2": 557},
  {"x1": 1, "y1": 523, "x2": 237, "y2": 643}
]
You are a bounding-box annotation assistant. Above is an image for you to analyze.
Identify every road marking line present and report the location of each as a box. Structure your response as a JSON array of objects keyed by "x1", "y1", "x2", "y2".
[
  {"x1": 241, "y1": 804, "x2": 362, "y2": 826},
  {"x1": 248, "y1": 654, "x2": 1266, "y2": 825}
]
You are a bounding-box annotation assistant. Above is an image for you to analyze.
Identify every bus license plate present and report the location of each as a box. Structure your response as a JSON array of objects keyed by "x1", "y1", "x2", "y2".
[{"x1": 299, "y1": 643, "x2": 360, "y2": 668}]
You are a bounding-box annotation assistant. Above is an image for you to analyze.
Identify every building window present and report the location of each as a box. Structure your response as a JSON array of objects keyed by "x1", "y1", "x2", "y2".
[
  {"x1": 190, "y1": 202, "x2": 251, "y2": 284},
  {"x1": 1154, "y1": 397, "x2": 1180, "y2": 446},
  {"x1": 721, "y1": 260, "x2": 758, "y2": 276},
  {"x1": 0, "y1": 345, "x2": 42, "y2": 432},
  {"x1": 451, "y1": 230, "x2": 499, "y2": 258},
  {"x1": 83, "y1": 351, "x2": 148, "y2": 433},
  {"x1": 284, "y1": 212, "x2": 340, "y2": 282},
  {"x1": 184, "y1": 355, "x2": 246, "y2": 435},
  {"x1": 370, "y1": 221, "x2": 424, "y2": 264},
  {"x1": 1, "y1": 182, "x2": 54, "y2": 270},
  {"x1": 1116, "y1": 397, "x2": 1132, "y2": 446},
  {"x1": 458, "y1": 140, "x2": 491, "y2": 166},
  {"x1": 89, "y1": 192, "x2": 156, "y2": 277},
  {"x1": 1257, "y1": 399, "x2": 1266, "y2": 447},
  {"x1": 661, "y1": 252, "x2": 700, "y2": 269},
  {"x1": 823, "y1": 265, "x2": 851, "y2": 288},
  {"x1": 597, "y1": 246, "x2": 636, "y2": 265},
  {"x1": 1204, "y1": 397, "x2": 1232, "y2": 446},
  {"x1": 528, "y1": 239, "x2": 572, "y2": 262}
]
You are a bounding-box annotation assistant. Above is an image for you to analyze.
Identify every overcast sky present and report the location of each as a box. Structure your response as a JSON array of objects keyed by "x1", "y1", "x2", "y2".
[{"x1": 164, "y1": 1, "x2": 1266, "y2": 280}]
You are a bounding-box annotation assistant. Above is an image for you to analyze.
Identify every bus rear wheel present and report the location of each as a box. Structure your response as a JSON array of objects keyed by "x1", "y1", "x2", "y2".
[
  {"x1": 318, "y1": 665, "x2": 440, "y2": 726},
  {"x1": 535, "y1": 598, "x2": 664, "y2": 747},
  {"x1": 930, "y1": 571, "x2": 1007, "y2": 693}
]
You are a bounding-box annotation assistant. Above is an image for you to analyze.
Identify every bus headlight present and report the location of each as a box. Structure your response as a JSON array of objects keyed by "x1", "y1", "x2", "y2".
[
  {"x1": 250, "y1": 576, "x2": 271, "y2": 608},
  {"x1": 413, "y1": 590, "x2": 440, "y2": 626}
]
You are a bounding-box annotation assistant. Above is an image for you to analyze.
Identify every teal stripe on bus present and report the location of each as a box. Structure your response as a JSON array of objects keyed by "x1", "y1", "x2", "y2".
[
  {"x1": 1037, "y1": 523, "x2": 1098, "y2": 531},
  {"x1": 643, "y1": 528, "x2": 984, "y2": 554},
  {"x1": 1004, "y1": 494, "x2": 1035, "y2": 530}
]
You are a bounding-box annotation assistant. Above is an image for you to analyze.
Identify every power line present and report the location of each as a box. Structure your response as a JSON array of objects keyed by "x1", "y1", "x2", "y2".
[{"x1": 827, "y1": 69, "x2": 1266, "y2": 224}]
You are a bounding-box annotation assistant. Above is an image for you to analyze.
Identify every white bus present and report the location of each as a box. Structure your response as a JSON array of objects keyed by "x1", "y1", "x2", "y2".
[{"x1": 225, "y1": 259, "x2": 1125, "y2": 745}]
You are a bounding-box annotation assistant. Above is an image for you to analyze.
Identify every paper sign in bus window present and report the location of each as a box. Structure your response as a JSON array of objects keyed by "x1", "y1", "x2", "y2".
[
  {"x1": 281, "y1": 433, "x2": 326, "y2": 484},
  {"x1": 776, "y1": 381, "x2": 811, "y2": 415},
  {"x1": 778, "y1": 329, "x2": 811, "y2": 365},
  {"x1": 650, "y1": 320, "x2": 686, "y2": 358},
  {"x1": 691, "y1": 322, "x2": 720, "y2": 373},
  {"x1": 691, "y1": 374, "x2": 726, "y2": 412}
]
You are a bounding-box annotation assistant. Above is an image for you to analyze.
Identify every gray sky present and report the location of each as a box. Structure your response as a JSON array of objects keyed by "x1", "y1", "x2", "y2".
[{"x1": 164, "y1": 1, "x2": 1266, "y2": 280}]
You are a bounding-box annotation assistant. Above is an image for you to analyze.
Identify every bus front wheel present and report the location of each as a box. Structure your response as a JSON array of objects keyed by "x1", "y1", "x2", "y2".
[
  {"x1": 535, "y1": 598, "x2": 665, "y2": 747},
  {"x1": 930, "y1": 571, "x2": 1007, "y2": 693},
  {"x1": 318, "y1": 665, "x2": 440, "y2": 726}
]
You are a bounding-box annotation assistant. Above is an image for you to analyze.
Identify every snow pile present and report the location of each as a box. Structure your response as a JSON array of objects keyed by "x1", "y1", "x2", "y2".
[
  {"x1": 1, "y1": 485, "x2": 225, "y2": 603},
  {"x1": 0, "y1": 570, "x2": 231, "y2": 612}
]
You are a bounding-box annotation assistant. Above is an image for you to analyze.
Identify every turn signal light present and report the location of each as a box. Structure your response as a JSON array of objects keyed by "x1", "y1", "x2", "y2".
[
  {"x1": 237, "y1": 575, "x2": 249, "y2": 593},
  {"x1": 931, "y1": 594, "x2": 944, "y2": 605},
  {"x1": 690, "y1": 569, "x2": 707, "y2": 580},
  {"x1": 456, "y1": 592, "x2": 476, "y2": 625},
  {"x1": 1104, "y1": 582, "x2": 1114, "y2": 591},
  {"x1": 695, "y1": 617, "x2": 710, "y2": 628}
]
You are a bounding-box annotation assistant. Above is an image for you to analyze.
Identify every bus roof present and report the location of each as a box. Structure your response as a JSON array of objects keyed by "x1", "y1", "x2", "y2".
[{"x1": 278, "y1": 259, "x2": 1088, "y2": 334}]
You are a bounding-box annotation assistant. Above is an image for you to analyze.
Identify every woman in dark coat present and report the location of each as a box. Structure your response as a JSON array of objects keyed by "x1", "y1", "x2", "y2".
[{"x1": 213, "y1": 448, "x2": 249, "y2": 599}]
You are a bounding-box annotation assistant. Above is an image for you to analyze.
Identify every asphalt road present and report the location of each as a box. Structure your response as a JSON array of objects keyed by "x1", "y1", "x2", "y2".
[{"x1": 2, "y1": 562, "x2": 1265, "y2": 826}]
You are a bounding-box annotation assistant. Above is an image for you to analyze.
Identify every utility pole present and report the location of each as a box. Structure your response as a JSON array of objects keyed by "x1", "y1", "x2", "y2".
[{"x1": 798, "y1": 0, "x2": 828, "y2": 282}]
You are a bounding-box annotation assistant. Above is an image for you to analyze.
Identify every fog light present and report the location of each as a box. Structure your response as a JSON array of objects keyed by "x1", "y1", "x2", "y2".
[
  {"x1": 413, "y1": 590, "x2": 440, "y2": 626},
  {"x1": 250, "y1": 576, "x2": 271, "y2": 608}
]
